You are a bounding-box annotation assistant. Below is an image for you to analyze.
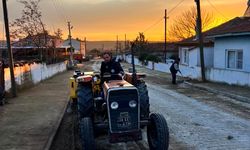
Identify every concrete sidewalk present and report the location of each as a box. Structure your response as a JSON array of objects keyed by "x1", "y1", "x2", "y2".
[
  {"x1": 184, "y1": 80, "x2": 250, "y2": 104},
  {"x1": 0, "y1": 70, "x2": 72, "y2": 150}
]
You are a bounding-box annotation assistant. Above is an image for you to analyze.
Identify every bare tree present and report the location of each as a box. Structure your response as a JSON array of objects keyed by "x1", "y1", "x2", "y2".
[
  {"x1": 168, "y1": 7, "x2": 215, "y2": 41},
  {"x1": 54, "y1": 28, "x2": 63, "y2": 39},
  {"x1": 10, "y1": 0, "x2": 47, "y2": 48},
  {"x1": 133, "y1": 32, "x2": 148, "y2": 56},
  {"x1": 133, "y1": 32, "x2": 161, "y2": 64}
]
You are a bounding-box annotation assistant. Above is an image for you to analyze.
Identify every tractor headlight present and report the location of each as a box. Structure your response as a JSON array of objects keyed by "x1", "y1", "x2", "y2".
[
  {"x1": 129, "y1": 100, "x2": 137, "y2": 108},
  {"x1": 110, "y1": 102, "x2": 119, "y2": 109}
]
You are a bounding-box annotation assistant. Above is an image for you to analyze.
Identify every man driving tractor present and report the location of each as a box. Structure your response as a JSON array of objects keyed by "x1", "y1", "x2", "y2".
[{"x1": 100, "y1": 51, "x2": 124, "y2": 81}]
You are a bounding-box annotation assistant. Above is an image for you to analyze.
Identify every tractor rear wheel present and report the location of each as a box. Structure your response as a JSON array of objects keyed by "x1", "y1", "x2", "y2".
[
  {"x1": 77, "y1": 85, "x2": 93, "y2": 118},
  {"x1": 147, "y1": 113, "x2": 169, "y2": 150},
  {"x1": 137, "y1": 81, "x2": 150, "y2": 119},
  {"x1": 80, "y1": 117, "x2": 95, "y2": 150}
]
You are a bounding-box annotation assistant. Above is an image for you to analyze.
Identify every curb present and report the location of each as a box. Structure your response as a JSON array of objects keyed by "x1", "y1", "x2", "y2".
[
  {"x1": 43, "y1": 98, "x2": 70, "y2": 150},
  {"x1": 184, "y1": 81, "x2": 250, "y2": 105}
]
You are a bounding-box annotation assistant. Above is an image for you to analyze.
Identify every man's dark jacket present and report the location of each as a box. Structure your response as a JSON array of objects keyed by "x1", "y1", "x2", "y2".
[
  {"x1": 170, "y1": 61, "x2": 178, "y2": 74},
  {"x1": 100, "y1": 59, "x2": 124, "y2": 77}
]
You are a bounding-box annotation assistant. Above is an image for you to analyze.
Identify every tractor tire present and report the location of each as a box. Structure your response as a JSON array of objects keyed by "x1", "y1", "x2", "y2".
[
  {"x1": 77, "y1": 85, "x2": 93, "y2": 118},
  {"x1": 137, "y1": 81, "x2": 150, "y2": 119},
  {"x1": 80, "y1": 117, "x2": 95, "y2": 150},
  {"x1": 147, "y1": 113, "x2": 169, "y2": 150}
]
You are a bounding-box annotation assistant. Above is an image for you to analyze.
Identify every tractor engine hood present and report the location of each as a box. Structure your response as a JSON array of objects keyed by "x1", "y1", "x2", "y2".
[{"x1": 104, "y1": 80, "x2": 141, "y2": 142}]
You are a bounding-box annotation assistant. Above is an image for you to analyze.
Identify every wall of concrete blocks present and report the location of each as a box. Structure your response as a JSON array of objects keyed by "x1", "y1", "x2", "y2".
[{"x1": 4, "y1": 62, "x2": 67, "y2": 92}]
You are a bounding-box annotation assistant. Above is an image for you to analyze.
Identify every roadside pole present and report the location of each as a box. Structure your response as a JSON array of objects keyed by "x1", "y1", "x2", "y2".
[
  {"x1": 67, "y1": 21, "x2": 74, "y2": 69},
  {"x1": 131, "y1": 43, "x2": 137, "y2": 86},
  {"x1": 164, "y1": 9, "x2": 168, "y2": 63},
  {"x1": 2, "y1": 0, "x2": 17, "y2": 97},
  {"x1": 195, "y1": 0, "x2": 206, "y2": 82},
  {"x1": 116, "y1": 35, "x2": 118, "y2": 56}
]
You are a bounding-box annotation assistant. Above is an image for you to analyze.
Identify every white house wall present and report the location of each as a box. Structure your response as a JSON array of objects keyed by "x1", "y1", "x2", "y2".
[
  {"x1": 189, "y1": 48, "x2": 198, "y2": 67},
  {"x1": 206, "y1": 67, "x2": 250, "y2": 86},
  {"x1": 214, "y1": 36, "x2": 250, "y2": 72},
  {"x1": 180, "y1": 47, "x2": 214, "y2": 68},
  {"x1": 204, "y1": 47, "x2": 214, "y2": 67},
  {"x1": 194, "y1": 47, "x2": 214, "y2": 67},
  {"x1": 155, "y1": 62, "x2": 171, "y2": 73}
]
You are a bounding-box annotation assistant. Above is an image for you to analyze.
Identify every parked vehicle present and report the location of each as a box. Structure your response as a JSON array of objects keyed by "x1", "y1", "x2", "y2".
[{"x1": 73, "y1": 53, "x2": 85, "y2": 63}]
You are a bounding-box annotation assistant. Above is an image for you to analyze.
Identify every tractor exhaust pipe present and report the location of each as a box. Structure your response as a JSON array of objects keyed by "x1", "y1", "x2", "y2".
[{"x1": 131, "y1": 42, "x2": 137, "y2": 86}]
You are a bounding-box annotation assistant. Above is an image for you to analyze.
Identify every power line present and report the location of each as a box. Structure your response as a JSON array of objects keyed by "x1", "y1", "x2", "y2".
[
  {"x1": 168, "y1": 0, "x2": 186, "y2": 15},
  {"x1": 143, "y1": 17, "x2": 163, "y2": 33},
  {"x1": 55, "y1": 0, "x2": 69, "y2": 21},
  {"x1": 206, "y1": 0, "x2": 229, "y2": 20},
  {"x1": 51, "y1": 0, "x2": 65, "y2": 22},
  {"x1": 51, "y1": 0, "x2": 67, "y2": 22},
  {"x1": 142, "y1": 0, "x2": 186, "y2": 34}
]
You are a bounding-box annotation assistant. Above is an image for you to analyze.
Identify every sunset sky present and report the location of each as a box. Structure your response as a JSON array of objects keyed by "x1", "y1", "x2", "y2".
[{"x1": 0, "y1": 0, "x2": 248, "y2": 41}]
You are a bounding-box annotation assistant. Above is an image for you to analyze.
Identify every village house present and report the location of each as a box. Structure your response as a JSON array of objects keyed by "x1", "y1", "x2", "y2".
[
  {"x1": 12, "y1": 33, "x2": 63, "y2": 48},
  {"x1": 63, "y1": 38, "x2": 86, "y2": 57},
  {"x1": 178, "y1": 15, "x2": 250, "y2": 86}
]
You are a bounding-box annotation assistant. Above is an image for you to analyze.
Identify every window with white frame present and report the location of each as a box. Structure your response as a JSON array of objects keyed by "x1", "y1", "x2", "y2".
[
  {"x1": 182, "y1": 48, "x2": 189, "y2": 64},
  {"x1": 226, "y1": 49, "x2": 243, "y2": 69}
]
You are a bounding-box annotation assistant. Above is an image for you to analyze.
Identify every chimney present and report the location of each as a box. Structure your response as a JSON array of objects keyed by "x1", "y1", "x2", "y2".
[{"x1": 244, "y1": 0, "x2": 250, "y2": 17}]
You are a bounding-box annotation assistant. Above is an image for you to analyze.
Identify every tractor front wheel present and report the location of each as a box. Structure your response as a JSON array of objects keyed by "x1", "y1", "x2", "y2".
[
  {"x1": 77, "y1": 84, "x2": 93, "y2": 118},
  {"x1": 80, "y1": 117, "x2": 95, "y2": 150},
  {"x1": 137, "y1": 81, "x2": 150, "y2": 119},
  {"x1": 147, "y1": 113, "x2": 169, "y2": 150}
]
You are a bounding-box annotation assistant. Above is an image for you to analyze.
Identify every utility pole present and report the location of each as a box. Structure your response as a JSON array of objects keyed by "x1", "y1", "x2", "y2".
[
  {"x1": 116, "y1": 35, "x2": 118, "y2": 56},
  {"x1": 67, "y1": 21, "x2": 73, "y2": 69},
  {"x1": 164, "y1": 9, "x2": 168, "y2": 63},
  {"x1": 2, "y1": 0, "x2": 17, "y2": 97},
  {"x1": 124, "y1": 34, "x2": 127, "y2": 51},
  {"x1": 84, "y1": 37, "x2": 87, "y2": 57},
  {"x1": 131, "y1": 43, "x2": 137, "y2": 86},
  {"x1": 195, "y1": 0, "x2": 206, "y2": 82}
]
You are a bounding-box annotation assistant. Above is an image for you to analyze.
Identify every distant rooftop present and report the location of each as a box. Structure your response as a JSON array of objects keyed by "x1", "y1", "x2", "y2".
[
  {"x1": 206, "y1": 17, "x2": 250, "y2": 37},
  {"x1": 178, "y1": 16, "x2": 250, "y2": 45}
]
